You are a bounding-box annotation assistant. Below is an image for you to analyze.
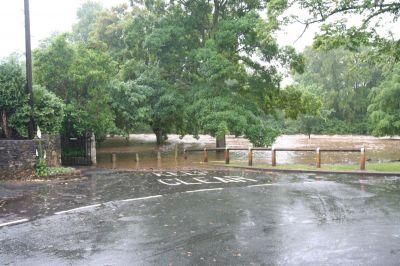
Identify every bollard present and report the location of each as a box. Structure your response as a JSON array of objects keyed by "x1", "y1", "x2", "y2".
[
  {"x1": 135, "y1": 153, "x2": 140, "y2": 163},
  {"x1": 316, "y1": 148, "x2": 321, "y2": 168},
  {"x1": 157, "y1": 151, "x2": 162, "y2": 167},
  {"x1": 271, "y1": 148, "x2": 276, "y2": 167},
  {"x1": 184, "y1": 149, "x2": 187, "y2": 160},
  {"x1": 248, "y1": 148, "x2": 253, "y2": 166},
  {"x1": 360, "y1": 147, "x2": 366, "y2": 170},
  {"x1": 112, "y1": 153, "x2": 117, "y2": 169},
  {"x1": 203, "y1": 148, "x2": 208, "y2": 163},
  {"x1": 225, "y1": 148, "x2": 230, "y2": 164},
  {"x1": 174, "y1": 144, "x2": 178, "y2": 160}
]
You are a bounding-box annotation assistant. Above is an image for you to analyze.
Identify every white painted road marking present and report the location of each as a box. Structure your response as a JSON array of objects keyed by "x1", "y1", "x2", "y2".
[
  {"x1": 157, "y1": 176, "x2": 258, "y2": 186},
  {"x1": 185, "y1": 188, "x2": 224, "y2": 193},
  {"x1": 152, "y1": 171, "x2": 208, "y2": 177},
  {"x1": 247, "y1": 183, "x2": 277, "y2": 188},
  {"x1": 121, "y1": 195, "x2": 163, "y2": 202},
  {"x1": 0, "y1": 219, "x2": 29, "y2": 228},
  {"x1": 55, "y1": 204, "x2": 102, "y2": 215}
]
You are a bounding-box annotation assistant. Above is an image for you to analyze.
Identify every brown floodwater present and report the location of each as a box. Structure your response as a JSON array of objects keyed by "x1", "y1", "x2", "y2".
[{"x1": 97, "y1": 134, "x2": 400, "y2": 170}]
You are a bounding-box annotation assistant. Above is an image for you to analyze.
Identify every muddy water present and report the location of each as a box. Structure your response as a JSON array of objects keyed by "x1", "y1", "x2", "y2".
[{"x1": 97, "y1": 134, "x2": 400, "y2": 169}]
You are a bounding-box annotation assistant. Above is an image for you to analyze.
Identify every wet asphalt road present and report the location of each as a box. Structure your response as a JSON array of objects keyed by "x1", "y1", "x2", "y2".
[{"x1": 1, "y1": 169, "x2": 400, "y2": 265}]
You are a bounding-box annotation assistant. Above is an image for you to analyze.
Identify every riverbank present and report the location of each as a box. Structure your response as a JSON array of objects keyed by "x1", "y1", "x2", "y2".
[{"x1": 214, "y1": 162, "x2": 400, "y2": 175}]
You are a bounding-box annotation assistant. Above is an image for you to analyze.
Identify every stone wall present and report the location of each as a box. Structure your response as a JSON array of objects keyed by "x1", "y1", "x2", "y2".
[{"x1": 0, "y1": 135, "x2": 61, "y2": 180}]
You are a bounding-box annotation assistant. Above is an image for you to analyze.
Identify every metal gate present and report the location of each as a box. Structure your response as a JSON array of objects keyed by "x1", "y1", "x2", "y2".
[{"x1": 61, "y1": 133, "x2": 92, "y2": 166}]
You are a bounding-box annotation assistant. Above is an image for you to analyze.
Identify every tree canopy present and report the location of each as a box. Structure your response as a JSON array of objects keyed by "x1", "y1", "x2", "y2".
[
  {"x1": 0, "y1": 55, "x2": 64, "y2": 138},
  {"x1": 83, "y1": 0, "x2": 310, "y2": 145}
]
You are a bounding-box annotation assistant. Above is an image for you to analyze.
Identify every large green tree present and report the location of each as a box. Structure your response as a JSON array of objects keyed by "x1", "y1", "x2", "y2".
[
  {"x1": 294, "y1": 47, "x2": 383, "y2": 133},
  {"x1": 0, "y1": 55, "x2": 28, "y2": 138},
  {"x1": 34, "y1": 34, "x2": 116, "y2": 139},
  {"x1": 89, "y1": 0, "x2": 307, "y2": 146},
  {"x1": 72, "y1": 1, "x2": 104, "y2": 43},
  {"x1": 0, "y1": 55, "x2": 64, "y2": 138},
  {"x1": 368, "y1": 63, "x2": 400, "y2": 136}
]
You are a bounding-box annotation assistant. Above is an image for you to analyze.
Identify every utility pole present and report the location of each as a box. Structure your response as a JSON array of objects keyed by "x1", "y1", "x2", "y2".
[{"x1": 24, "y1": 0, "x2": 35, "y2": 139}]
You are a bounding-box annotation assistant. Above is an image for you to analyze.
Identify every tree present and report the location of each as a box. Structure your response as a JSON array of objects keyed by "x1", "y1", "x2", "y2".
[
  {"x1": 118, "y1": 0, "x2": 306, "y2": 146},
  {"x1": 73, "y1": 1, "x2": 313, "y2": 146},
  {"x1": 0, "y1": 55, "x2": 27, "y2": 138},
  {"x1": 368, "y1": 63, "x2": 400, "y2": 136},
  {"x1": 293, "y1": 47, "x2": 383, "y2": 133},
  {"x1": 288, "y1": 1, "x2": 399, "y2": 48},
  {"x1": 0, "y1": 55, "x2": 65, "y2": 138},
  {"x1": 32, "y1": 85, "x2": 65, "y2": 134},
  {"x1": 72, "y1": 1, "x2": 104, "y2": 43},
  {"x1": 108, "y1": 80, "x2": 150, "y2": 139},
  {"x1": 34, "y1": 34, "x2": 116, "y2": 139}
]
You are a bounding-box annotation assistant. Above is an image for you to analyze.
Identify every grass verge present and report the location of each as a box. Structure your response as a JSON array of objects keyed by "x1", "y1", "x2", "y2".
[
  {"x1": 48, "y1": 167, "x2": 76, "y2": 176},
  {"x1": 213, "y1": 162, "x2": 400, "y2": 173}
]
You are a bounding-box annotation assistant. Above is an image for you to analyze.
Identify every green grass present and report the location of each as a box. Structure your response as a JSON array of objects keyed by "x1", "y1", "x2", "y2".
[
  {"x1": 48, "y1": 167, "x2": 76, "y2": 176},
  {"x1": 213, "y1": 161, "x2": 400, "y2": 173}
]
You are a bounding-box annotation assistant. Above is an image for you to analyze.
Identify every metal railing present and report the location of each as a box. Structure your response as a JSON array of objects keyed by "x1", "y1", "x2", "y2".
[{"x1": 184, "y1": 147, "x2": 367, "y2": 170}]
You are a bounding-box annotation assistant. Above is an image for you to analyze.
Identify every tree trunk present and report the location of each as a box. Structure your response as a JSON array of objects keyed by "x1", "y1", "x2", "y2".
[
  {"x1": 216, "y1": 135, "x2": 226, "y2": 148},
  {"x1": 1, "y1": 110, "x2": 11, "y2": 139},
  {"x1": 154, "y1": 129, "x2": 165, "y2": 146}
]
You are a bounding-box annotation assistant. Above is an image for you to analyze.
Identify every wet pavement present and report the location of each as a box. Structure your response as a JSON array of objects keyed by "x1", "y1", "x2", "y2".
[{"x1": 1, "y1": 169, "x2": 400, "y2": 265}]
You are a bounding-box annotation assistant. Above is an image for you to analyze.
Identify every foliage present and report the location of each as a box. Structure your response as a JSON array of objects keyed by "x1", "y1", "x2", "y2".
[
  {"x1": 368, "y1": 63, "x2": 400, "y2": 136},
  {"x1": 35, "y1": 129, "x2": 49, "y2": 177},
  {"x1": 0, "y1": 55, "x2": 27, "y2": 139},
  {"x1": 35, "y1": 158, "x2": 49, "y2": 177},
  {"x1": 33, "y1": 85, "x2": 65, "y2": 134},
  {"x1": 287, "y1": 0, "x2": 399, "y2": 55},
  {"x1": 0, "y1": 56, "x2": 64, "y2": 139},
  {"x1": 72, "y1": 1, "x2": 104, "y2": 43},
  {"x1": 34, "y1": 34, "x2": 116, "y2": 139},
  {"x1": 48, "y1": 167, "x2": 75, "y2": 176},
  {"x1": 108, "y1": 79, "x2": 150, "y2": 138},
  {"x1": 83, "y1": 1, "x2": 306, "y2": 145},
  {"x1": 288, "y1": 47, "x2": 384, "y2": 135}
]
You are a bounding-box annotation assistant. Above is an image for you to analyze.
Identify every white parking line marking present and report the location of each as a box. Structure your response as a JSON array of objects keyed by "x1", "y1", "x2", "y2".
[
  {"x1": 247, "y1": 183, "x2": 276, "y2": 188},
  {"x1": 185, "y1": 188, "x2": 224, "y2": 193},
  {"x1": 121, "y1": 195, "x2": 162, "y2": 202},
  {"x1": 0, "y1": 219, "x2": 29, "y2": 228},
  {"x1": 55, "y1": 204, "x2": 101, "y2": 215},
  {"x1": 55, "y1": 195, "x2": 164, "y2": 215}
]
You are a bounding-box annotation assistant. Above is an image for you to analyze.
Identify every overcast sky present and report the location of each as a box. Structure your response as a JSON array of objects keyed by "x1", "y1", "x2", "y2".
[
  {"x1": 0, "y1": 0, "x2": 321, "y2": 59},
  {"x1": 0, "y1": 0, "x2": 126, "y2": 58}
]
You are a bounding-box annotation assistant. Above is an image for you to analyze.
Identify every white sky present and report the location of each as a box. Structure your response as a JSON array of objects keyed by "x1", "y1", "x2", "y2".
[{"x1": 0, "y1": 0, "x2": 126, "y2": 58}]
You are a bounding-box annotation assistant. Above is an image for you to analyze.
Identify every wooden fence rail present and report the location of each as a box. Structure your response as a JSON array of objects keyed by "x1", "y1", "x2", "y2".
[{"x1": 184, "y1": 146, "x2": 367, "y2": 170}]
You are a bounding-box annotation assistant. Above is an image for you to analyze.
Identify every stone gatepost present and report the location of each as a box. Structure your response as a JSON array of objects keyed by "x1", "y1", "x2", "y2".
[{"x1": 90, "y1": 133, "x2": 97, "y2": 165}]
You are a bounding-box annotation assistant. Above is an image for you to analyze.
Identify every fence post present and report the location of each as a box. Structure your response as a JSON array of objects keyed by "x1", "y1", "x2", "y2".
[
  {"x1": 112, "y1": 153, "x2": 116, "y2": 169},
  {"x1": 203, "y1": 148, "x2": 208, "y2": 163},
  {"x1": 225, "y1": 148, "x2": 230, "y2": 164},
  {"x1": 360, "y1": 147, "x2": 366, "y2": 171},
  {"x1": 184, "y1": 149, "x2": 187, "y2": 160},
  {"x1": 248, "y1": 148, "x2": 253, "y2": 166},
  {"x1": 316, "y1": 148, "x2": 321, "y2": 168},
  {"x1": 157, "y1": 151, "x2": 161, "y2": 165},
  {"x1": 174, "y1": 144, "x2": 178, "y2": 160},
  {"x1": 271, "y1": 147, "x2": 276, "y2": 167}
]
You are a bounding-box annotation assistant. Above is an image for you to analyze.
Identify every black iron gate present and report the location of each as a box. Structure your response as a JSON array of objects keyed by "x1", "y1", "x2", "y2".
[{"x1": 61, "y1": 133, "x2": 92, "y2": 166}]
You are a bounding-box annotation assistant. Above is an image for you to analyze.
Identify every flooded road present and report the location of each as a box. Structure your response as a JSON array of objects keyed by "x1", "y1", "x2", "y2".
[
  {"x1": 97, "y1": 134, "x2": 400, "y2": 169},
  {"x1": 1, "y1": 169, "x2": 400, "y2": 265}
]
